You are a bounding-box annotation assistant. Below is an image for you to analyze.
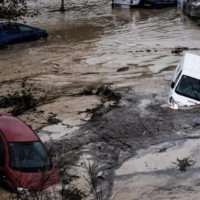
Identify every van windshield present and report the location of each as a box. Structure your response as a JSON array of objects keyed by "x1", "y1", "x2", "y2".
[
  {"x1": 175, "y1": 75, "x2": 200, "y2": 101},
  {"x1": 9, "y1": 142, "x2": 52, "y2": 172}
]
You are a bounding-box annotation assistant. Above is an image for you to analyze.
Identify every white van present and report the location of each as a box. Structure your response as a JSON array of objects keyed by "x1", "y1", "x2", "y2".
[{"x1": 169, "y1": 53, "x2": 200, "y2": 109}]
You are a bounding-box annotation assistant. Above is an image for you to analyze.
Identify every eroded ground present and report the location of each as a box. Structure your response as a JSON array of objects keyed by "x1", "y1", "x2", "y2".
[{"x1": 1, "y1": 1, "x2": 200, "y2": 199}]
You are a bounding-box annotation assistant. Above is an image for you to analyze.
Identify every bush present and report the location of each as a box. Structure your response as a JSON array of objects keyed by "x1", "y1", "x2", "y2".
[{"x1": 0, "y1": 0, "x2": 27, "y2": 21}]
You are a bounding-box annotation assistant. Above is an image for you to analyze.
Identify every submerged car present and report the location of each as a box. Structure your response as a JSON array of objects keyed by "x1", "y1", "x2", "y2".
[
  {"x1": 0, "y1": 23, "x2": 48, "y2": 46},
  {"x1": 0, "y1": 113, "x2": 59, "y2": 191},
  {"x1": 183, "y1": 0, "x2": 200, "y2": 18},
  {"x1": 112, "y1": 0, "x2": 144, "y2": 7},
  {"x1": 112, "y1": 0, "x2": 176, "y2": 7},
  {"x1": 169, "y1": 53, "x2": 200, "y2": 109},
  {"x1": 144, "y1": 0, "x2": 176, "y2": 6}
]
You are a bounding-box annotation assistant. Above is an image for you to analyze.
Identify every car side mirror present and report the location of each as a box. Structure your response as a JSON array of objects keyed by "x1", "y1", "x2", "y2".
[{"x1": 171, "y1": 82, "x2": 175, "y2": 89}]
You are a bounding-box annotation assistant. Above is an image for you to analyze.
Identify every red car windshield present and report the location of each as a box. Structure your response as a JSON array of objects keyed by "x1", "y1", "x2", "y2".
[{"x1": 9, "y1": 142, "x2": 52, "y2": 172}]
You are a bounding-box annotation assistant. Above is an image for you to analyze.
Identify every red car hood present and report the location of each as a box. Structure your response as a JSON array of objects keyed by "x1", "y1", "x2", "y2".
[{"x1": 8, "y1": 168, "x2": 59, "y2": 191}]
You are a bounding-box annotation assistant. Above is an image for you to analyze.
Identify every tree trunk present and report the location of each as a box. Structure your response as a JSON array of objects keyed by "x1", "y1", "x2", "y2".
[{"x1": 60, "y1": 0, "x2": 65, "y2": 12}]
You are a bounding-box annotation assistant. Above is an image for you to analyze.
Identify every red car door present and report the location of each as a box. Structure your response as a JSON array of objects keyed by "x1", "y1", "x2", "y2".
[{"x1": 0, "y1": 135, "x2": 6, "y2": 182}]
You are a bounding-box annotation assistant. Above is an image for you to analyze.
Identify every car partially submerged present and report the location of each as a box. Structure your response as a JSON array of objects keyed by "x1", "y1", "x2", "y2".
[
  {"x1": 169, "y1": 53, "x2": 200, "y2": 109},
  {"x1": 0, "y1": 113, "x2": 59, "y2": 191},
  {"x1": 182, "y1": 0, "x2": 200, "y2": 18},
  {"x1": 0, "y1": 23, "x2": 48, "y2": 46},
  {"x1": 112, "y1": 0, "x2": 176, "y2": 7},
  {"x1": 112, "y1": 0, "x2": 143, "y2": 7}
]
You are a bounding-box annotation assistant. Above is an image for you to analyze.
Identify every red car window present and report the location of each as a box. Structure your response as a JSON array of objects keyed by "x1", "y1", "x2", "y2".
[{"x1": 9, "y1": 142, "x2": 51, "y2": 172}]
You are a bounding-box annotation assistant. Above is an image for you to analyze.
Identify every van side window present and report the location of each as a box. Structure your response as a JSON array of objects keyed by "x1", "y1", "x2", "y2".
[{"x1": 0, "y1": 138, "x2": 4, "y2": 166}]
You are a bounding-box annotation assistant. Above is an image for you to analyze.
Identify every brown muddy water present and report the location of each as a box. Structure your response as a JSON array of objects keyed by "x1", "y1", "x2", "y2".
[{"x1": 1, "y1": 0, "x2": 200, "y2": 199}]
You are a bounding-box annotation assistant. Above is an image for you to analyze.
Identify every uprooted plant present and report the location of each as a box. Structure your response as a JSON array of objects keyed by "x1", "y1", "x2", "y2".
[
  {"x1": 48, "y1": 140, "x2": 86, "y2": 200},
  {"x1": 84, "y1": 161, "x2": 104, "y2": 200},
  {"x1": 173, "y1": 157, "x2": 195, "y2": 172}
]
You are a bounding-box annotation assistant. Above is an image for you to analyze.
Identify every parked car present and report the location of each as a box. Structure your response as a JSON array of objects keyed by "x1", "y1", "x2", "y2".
[
  {"x1": 112, "y1": 0, "x2": 176, "y2": 7},
  {"x1": 168, "y1": 53, "x2": 200, "y2": 109},
  {"x1": 144, "y1": 0, "x2": 176, "y2": 6},
  {"x1": 0, "y1": 23, "x2": 48, "y2": 46},
  {"x1": 112, "y1": 0, "x2": 144, "y2": 7},
  {"x1": 182, "y1": 0, "x2": 200, "y2": 18},
  {"x1": 0, "y1": 113, "x2": 59, "y2": 191}
]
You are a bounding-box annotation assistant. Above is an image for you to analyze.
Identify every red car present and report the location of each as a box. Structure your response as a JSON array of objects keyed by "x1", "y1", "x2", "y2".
[{"x1": 0, "y1": 113, "x2": 59, "y2": 192}]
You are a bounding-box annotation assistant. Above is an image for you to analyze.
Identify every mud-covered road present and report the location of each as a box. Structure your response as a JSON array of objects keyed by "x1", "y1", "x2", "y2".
[{"x1": 1, "y1": 0, "x2": 200, "y2": 199}]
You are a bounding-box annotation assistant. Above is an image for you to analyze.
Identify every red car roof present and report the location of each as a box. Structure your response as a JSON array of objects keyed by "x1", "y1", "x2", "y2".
[{"x1": 0, "y1": 113, "x2": 38, "y2": 142}]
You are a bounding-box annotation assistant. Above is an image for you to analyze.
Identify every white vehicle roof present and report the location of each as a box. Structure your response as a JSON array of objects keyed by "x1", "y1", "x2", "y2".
[{"x1": 181, "y1": 53, "x2": 200, "y2": 80}]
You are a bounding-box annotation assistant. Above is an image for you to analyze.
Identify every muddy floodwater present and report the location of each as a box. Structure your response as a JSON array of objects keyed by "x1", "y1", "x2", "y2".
[{"x1": 1, "y1": 0, "x2": 200, "y2": 199}]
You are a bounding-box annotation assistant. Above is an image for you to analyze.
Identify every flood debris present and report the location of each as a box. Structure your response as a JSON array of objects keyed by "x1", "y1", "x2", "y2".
[
  {"x1": 96, "y1": 85, "x2": 121, "y2": 103},
  {"x1": 0, "y1": 89, "x2": 38, "y2": 116},
  {"x1": 80, "y1": 85, "x2": 121, "y2": 103},
  {"x1": 47, "y1": 113, "x2": 61, "y2": 125},
  {"x1": 36, "y1": 141, "x2": 88, "y2": 200},
  {"x1": 117, "y1": 67, "x2": 129, "y2": 72},
  {"x1": 82, "y1": 102, "x2": 117, "y2": 121},
  {"x1": 84, "y1": 161, "x2": 104, "y2": 200},
  {"x1": 173, "y1": 157, "x2": 195, "y2": 172},
  {"x1": 79, "y1": 85, "x2": 121, "y2": 121},
  {"x1": 171, "y1": 46, "x2": 189, "y2": 55},
  {"x1": 61, "y1": 187, "x2": 86, "y2": 200}
]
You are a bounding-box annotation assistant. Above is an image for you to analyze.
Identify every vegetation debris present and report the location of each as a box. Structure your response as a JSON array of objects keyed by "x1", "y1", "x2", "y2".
[
  {"x1": 80, "y1": 85, "x2": 121, "y2": 103},
  {"x1": 117, "y1": 67, "x2": 129, "y2": 72},
  {"x1": 0, "y1": 90, "x2": 38, "y2": 116},
  {"x1": 171, "y1": 47, "x2": 189, "y2": 55},
  {"x1": 47, "y1": 113, "x2": 61, "y2": 125},
  {"x1": 173, "y1": 157, "x2": 195, "y2": 172}
]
